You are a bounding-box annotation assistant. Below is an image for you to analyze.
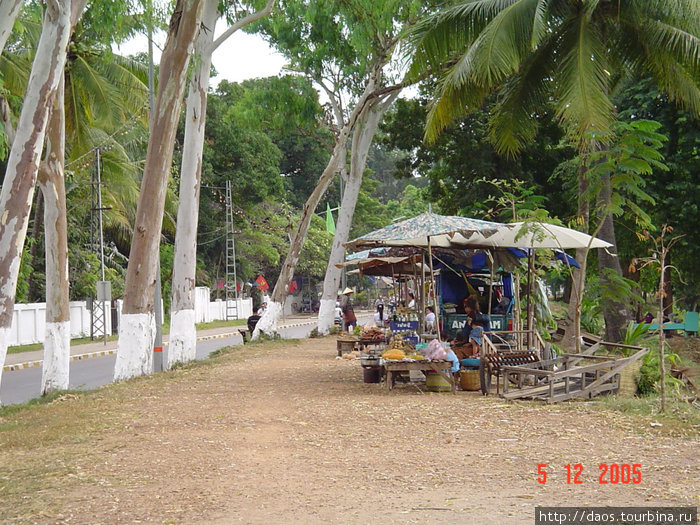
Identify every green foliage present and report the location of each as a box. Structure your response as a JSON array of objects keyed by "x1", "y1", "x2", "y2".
[
  {"x1": 405, "y1": 0, "x2": 700, "y2": 155},
  {"x1": 614, "y1": 79, "x2": 700, "y2": 307},
  {"x1": 581, "y1": 120, "x2": 667, "y2": 227},
  {"x1": 638, "y1": 344, "x2": 683, "y2": 396},
  {"x1": 380, "y1": 96, "x2": 573, "y2": 218},
  {"x1": 580, "y1": 297, "x2": 603, "y2": 335},
  {"x1": 621, "y1": 321, "x2": 650, "y2": 349}
]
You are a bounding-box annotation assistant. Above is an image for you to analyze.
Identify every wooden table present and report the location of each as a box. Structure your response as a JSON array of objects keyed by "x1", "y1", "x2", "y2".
[
  {"x1": 383, "y1": 360, "x2": 456, "y2": 393},
  {"x1": 337, "y1": 338, "x2": 357, "y2": 356}
]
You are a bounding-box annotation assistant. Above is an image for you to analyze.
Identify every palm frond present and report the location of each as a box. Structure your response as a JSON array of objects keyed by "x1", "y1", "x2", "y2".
[
  {"x1": 404, "y1": 0, "x2": 522, "y2": 80},
  {"x1": 463, "y1": 0, "x2": 550, "y2": 86},
  {"x1": 553, "y1": 10, "x2": 615, "y2": 147},
  {"x1": 625, "y1": 0, "x2": 700, "y2": 37},
  {"x1": 641, "y1": 50, "x2": 700, "y2": 117},
  {"x1": 488, "y1": 31, "x2": 557, "y2": 156},
  {"x1": 614, "y1": 12, "x2": 700, "y2": 117},
  {"x1": 424, "y1": 78, "x2": 490, "y2": 144}
]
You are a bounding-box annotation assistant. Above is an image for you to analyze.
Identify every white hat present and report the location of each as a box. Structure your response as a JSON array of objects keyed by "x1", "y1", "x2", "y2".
[{"x1": 342, "y1": 287, "x2": 354, "y2": 295}]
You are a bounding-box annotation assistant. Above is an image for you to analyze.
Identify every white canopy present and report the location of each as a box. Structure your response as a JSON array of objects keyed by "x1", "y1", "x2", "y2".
[{"x1": 459, "y1": 222, "x2": 613, "y2": 250}]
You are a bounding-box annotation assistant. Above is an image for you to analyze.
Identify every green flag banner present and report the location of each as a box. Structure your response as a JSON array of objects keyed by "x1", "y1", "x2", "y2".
[{"x1": 326, "y1": 203, "x2": 336, "y2": 234}]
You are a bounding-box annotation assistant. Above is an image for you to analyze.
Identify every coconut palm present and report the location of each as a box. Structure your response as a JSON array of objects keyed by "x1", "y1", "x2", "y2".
[
  {"x1": 0, "y1": 7, "x2": 150, "y2": 394},
  {"x1": 407, "y1": 0, "x2": 700, "y2": 151},
  {"x1": 406, "y1": 0, "x2": 700, "y2": 346}
]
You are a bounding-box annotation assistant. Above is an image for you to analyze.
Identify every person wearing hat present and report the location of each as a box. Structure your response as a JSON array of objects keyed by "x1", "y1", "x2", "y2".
[{"x1": 341, "y1": 287, "x2": 357, "y2": 331}]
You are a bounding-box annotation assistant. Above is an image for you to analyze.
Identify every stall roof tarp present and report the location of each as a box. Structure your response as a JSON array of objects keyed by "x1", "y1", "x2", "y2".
[
  {"x1": 338, "y1": 254, "x2": 429, "y2": 277},
  {"x1": 460, "y1": 221, "x2": 612, "y2": 250},
  {"x1": 346, "y1": 212, "x2": 504, "y2": 249}
]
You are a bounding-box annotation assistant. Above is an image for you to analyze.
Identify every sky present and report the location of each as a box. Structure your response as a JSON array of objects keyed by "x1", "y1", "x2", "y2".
[{"x1": 115, "y1": 28, "x2": 288, "y2": 87}]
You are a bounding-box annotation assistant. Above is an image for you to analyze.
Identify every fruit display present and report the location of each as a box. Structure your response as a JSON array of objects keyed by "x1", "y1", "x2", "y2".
[
  {"x1": 381, "y1": 349, "x2": 406, "y2": 360},
  {"x1": 385, "y1": 333, "x2": 414, "y2": 353},
  {"x1": 360, "y1": 325, "x2": 384, "y2": 341}
]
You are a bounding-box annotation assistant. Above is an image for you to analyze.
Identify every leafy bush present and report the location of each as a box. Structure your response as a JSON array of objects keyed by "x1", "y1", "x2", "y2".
[
  {"x1": 637, "y1": 344, "x2": 682, "y2": 396},
  {"x1": 580, "y1": 298, "x2": 603, "y2": 334}
]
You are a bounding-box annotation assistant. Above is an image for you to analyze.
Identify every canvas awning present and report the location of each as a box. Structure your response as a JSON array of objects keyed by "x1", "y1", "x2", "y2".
[
  {"x1": 346, "y1": 211, "x2": 504, "y2": 250},
  {"x1": 459, "y1": 221, "x2": 612, "y2": 250}
]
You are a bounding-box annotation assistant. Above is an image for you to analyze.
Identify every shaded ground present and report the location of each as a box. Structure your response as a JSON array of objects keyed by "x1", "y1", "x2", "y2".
[{"x1": 1, "y1": 337, "x2": 699, "y2": 524}]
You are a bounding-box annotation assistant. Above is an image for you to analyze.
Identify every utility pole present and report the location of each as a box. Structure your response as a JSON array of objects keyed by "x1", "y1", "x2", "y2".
[
  {"x1": 148, "y1": 4, "x2": 164, "y2": 371},
  {"x1": 89, "y1": 148, "x2": 110, "y2": 344}
]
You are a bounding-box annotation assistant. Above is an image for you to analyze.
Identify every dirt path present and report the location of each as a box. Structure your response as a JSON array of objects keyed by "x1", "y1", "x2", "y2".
[{"x1": 3, "y1": 337, "x2": 699, "y2": 524}]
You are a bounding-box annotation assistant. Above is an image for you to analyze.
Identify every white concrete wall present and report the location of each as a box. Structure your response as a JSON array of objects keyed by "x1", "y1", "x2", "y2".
[
  {"x1": 194, "y1": 286, "x2": 252, "y2": 322},
  {"x1": 8, "y1": 301, "x2": 111, "y2": 346},
  {"x1": 8, "y1": 286, "x2": 252, "y2": 347}
]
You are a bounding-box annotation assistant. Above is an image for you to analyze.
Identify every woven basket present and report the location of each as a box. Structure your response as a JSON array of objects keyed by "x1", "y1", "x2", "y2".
[
  {"x1": 618, "y1": 360, "x2": 642, "y2": 396},
  {"x1": 460, "y1": 369, "x2": 480, "y2": 391}
]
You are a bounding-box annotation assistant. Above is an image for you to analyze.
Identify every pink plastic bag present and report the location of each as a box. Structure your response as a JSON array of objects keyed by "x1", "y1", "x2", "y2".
[{"x1": 425, "y1": 339, "x2": 446, "y2": 360}]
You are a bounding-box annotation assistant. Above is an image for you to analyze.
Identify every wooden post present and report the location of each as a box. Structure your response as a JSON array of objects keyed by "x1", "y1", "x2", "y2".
[{"x1": 427, "y1": 235, "x2": 441, "y2": 341}]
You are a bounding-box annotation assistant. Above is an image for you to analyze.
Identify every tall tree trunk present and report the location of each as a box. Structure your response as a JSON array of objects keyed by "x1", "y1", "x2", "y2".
[
  {"x1": 597, "y1": 173, "x2": 632, "y2": 342},
  {"x1": 317, "y1": 92, "x2": 397, "y2": 334},
  {"x1": 0, "y1": 0, "x2": 23, "y2": 54},
  {"x1": 39, "y1": 75, "x2": 70, "y2": 395},
  {"x1": 1, "y1": 95, "x2": 16, "y2": 147},
  {"x1": 252, "y1": 78, "x2": 382, "y2": 338},
  {"x1": 0, "y1": 0, "x2": 73, "y2": 403},
  {"x1": 168, "y1": 0, "x2": 217, "y2": 368},
  {"x1": 562, "y1": 167, "x2": 590, "y2": 352},
  {"x1": 168, "y1": 0, "x2": 273, "y2": 367},
  {"x1": 27, "y1": 190, "x2": 44, "y2": 301},
  {"x1": 114, "y1": 0, "x2": 205, "y2": 381}
]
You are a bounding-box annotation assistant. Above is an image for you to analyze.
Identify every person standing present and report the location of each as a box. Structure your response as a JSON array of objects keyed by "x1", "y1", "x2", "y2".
[
  {"x1": 341, "y1": 287, "x2": 357, "y2": 332},
  {"x1": 425, "y1": 306, "x2": 436, "y2": 332}
]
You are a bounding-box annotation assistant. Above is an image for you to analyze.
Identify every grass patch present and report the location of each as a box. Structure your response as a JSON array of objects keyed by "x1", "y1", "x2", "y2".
[
  {"x1": 7, "y1": 319, "x2": 247, "y2": 356},
  {"x1": 7, "y1": 335, "x2": 119, "y2": 355},
  {"x1": 196, "y1": 318, "x2": 246, "y2": 330},
  {"x1": 588, "y1": 394, "x2": 700, "y2": 435},
  {"x1": 0, "y1": 389, "x2": 89, "y2": 419}
]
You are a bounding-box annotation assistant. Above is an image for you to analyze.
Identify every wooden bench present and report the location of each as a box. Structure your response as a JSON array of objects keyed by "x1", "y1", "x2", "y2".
[
  {"x1": 501, "y1": 346, "x2": 648, "y2": 403},
  {"x1": 482, "y1": 350, "x2": 540, "y2": 395},
  {"x1": 636, "y1": 312, "x2": 698, "y2": 336}
]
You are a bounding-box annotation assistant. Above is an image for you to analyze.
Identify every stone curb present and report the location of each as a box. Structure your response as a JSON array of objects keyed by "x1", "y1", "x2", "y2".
[{"x1": 3, "y1": 319, "x2": 318, "y2": 372}]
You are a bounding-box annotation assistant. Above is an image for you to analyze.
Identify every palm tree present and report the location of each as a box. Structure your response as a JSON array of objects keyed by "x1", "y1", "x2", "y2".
[
  {"x1": 406, "y1": 0, "x2": 700, "y2": 346},
  {"x1": 0, "y1": 7, "x2": 149, "y2": 394}
]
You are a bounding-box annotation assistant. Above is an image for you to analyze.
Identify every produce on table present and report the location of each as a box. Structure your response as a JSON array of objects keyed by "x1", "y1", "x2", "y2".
[
  {"x1": 360, "y1": 325, "x2": 384, "y2": 340},
  {"x1": 386, "y1": 333, "x2": 414, "y2": 354},
  {"x1": 381, "y1": 349, "x2": 406, "y2": 360}
]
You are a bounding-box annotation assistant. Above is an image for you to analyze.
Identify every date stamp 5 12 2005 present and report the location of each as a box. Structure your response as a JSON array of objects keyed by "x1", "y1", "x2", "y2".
[{"x1": 537, "y1": 463, "x2": 642, "y2": 485}]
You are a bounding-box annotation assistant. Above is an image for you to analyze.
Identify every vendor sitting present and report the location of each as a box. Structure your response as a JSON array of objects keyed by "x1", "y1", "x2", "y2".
[
  {"x1": 461, "y1": 296, "x2": 491, "y2": 353},
  {"x1": 445, "y1": 345, "x2": 460, "y2": 376}
]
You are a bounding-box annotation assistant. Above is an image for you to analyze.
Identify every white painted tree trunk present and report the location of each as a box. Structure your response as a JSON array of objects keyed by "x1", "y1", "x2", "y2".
[
  {"x1": 168, "y1": 0, "x2": 274, "y2": 366},
  {"x1": 39, "y1": 74, "x2": 71, "y2": 394},
  {"x1": 168, "y1": 0, "x2": 217, "y2": 368},
  {"x1": 0, "y1": 0, "x2": 72, "y2": 402},
  {"x1": 252, "y1": 74, "x2": 382, "y2": 340},
  {"x1": 42, "y1": 321, "x2": 70, "y2": 392},
  {"x1": 0, "y1": 0, "x2": 23, "y2": 54},
  {"x1": 115, "y1": 0, "x2": 205, "y2": 381},
  {"x1": 317, "y1": 92, "x2": 398, "y2": 334},
  {"x1": 114, "y1": 313, "x2": 155, "y2": 380}
]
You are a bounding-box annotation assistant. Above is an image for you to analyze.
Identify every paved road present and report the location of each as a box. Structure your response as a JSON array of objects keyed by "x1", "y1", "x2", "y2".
[{"x1": 0, "y1": 322, "x2": 318, "y2": 406}]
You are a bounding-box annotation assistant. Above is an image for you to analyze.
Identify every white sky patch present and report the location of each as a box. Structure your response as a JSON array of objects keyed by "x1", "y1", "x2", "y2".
[{"x1": 114, "y1": 29, "x2": 287, "y2": 87}]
